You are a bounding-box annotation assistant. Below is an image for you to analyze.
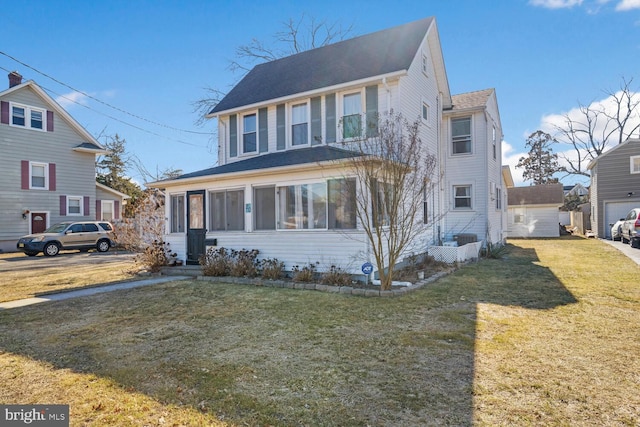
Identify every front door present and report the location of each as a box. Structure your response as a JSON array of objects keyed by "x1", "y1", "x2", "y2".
[
  {"x1": 31, "y1": 213, "x2": 47, "y2": 233},
  {"x1": 186, "y1": 190, "x2": 206, "y2": 265}
]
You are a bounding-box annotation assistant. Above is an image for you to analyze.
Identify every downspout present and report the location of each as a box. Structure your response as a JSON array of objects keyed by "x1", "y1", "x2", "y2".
[{"x1": 437, "y1": 94, "x2": 444, "y2": 245}]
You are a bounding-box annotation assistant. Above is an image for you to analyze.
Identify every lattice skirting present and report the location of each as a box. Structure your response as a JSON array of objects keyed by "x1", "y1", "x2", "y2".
[{"x1": 428, "y1": 241, "x2": 483, "y2": 264}]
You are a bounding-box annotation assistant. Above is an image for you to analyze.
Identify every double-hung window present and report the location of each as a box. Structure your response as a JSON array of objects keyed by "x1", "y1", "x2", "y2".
[
  {"x1": 631, "y1": 156, "x2": 640, "y2": 174},
  {"x1": 453, "y1": 185, "x2": 472, "y2": 209},
  {"x1": 291, "y1": 103, "x2": 308, "y2": 146},
  {"x1": 342, "y1": 92, "x2": 362, "y2": 139},
  {"x1": 492, "y1": 125, "x2": 497, "y2": 160},
  {"x1": 30, "y1": 162, "x2": 47, "y2": 189},
  {"x1": 210, "y1": 189, "x2": 244, "y2": 231},
  {"x1": 170, "y1": 194, "x2": 185, "y2": 233},
  {"x1": 243, "y1": 113, "x2": 257, "y2": 153},
  {"x1": 67, "y1": 196, "x2": 82, "y2": 215},
  {"x1": 452, "y1": 117, "x2": 472, "y2": 154},
  {"x1": 277, "y1": 183, "x2": 327, "y2": 230},
  {"x1": 11, "y1": 103, "x2": 46, "y2": 130},
  {"x1": 101, "y1": 201, "x2": 114, "y2": 221}
]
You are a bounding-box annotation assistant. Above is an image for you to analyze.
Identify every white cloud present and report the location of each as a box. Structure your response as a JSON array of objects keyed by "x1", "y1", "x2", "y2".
[
  {"x1": 55, "y1": 91, "x2": 89, "y2": 110},
  {"x1": 529, "y1": 0, "x2": 584, "y2": 8},
  {"x1": 616, "y1": 0, "x2": 640, "y2": 10},
  {"x1": 502, "y1": 140, "x2": 528, "y2": 186}
]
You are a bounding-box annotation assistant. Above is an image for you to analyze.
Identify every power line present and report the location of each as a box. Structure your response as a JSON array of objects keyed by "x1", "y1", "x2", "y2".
[{"x1": 0, "y1": 50, "x2": 212, "y2": 135}]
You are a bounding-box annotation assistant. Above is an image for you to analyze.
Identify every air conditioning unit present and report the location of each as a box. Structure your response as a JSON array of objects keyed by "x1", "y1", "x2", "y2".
[{"x1": 454, "y1": 233, "x2": 477, "y2": 246}]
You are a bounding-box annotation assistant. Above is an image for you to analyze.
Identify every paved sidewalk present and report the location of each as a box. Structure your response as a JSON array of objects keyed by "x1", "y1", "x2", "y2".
[{"x1": 0, "y1": 276, "x2": 191, "y2": 310}]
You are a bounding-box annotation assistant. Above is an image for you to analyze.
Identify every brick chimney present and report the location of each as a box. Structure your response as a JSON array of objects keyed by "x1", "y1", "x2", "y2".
[{"x1": 8, "y1": 71, "x2": 23, "y2": 88}]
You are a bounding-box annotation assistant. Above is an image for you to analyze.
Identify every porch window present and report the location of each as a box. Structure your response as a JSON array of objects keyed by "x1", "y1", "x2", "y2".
[
  {"x1": 210, "y1": 189, "x2": 244, "y2": 231},
  {"x1": 342, "y1": 92, "x2": 362, "y2": 139},
  {"x1": 254, "y1": 186, "x2": 276, "y2": 230},
  {"x1": 371, "y1": 179, "x2": 391, "y2": 227},
  {"x1": 453, "y1": 185, "x2": 472, "y2": 209},
  {"x1": 328, "y1": 178, "x2": 357, "y2": 229},
  {"x1": 277, "y1": 183, "x2": 327, "y2": 230},
  {"x1": 243, "y1": 113, "x2": 257, "y2": 153},
  {"x1": 452, "y1": 117, "x2": 472, "y2": 154},
  {"x1": 291, "y1": 103, "x2": 308, "y2": 146},
  {"x1": 170, "y1": 194, "x2": 185, "y2": 233}
]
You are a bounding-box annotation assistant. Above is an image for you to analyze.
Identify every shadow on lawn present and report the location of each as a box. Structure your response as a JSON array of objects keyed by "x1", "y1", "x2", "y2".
[{"x1": 0, "y1": 242, "x2": 578, "y2": 426}]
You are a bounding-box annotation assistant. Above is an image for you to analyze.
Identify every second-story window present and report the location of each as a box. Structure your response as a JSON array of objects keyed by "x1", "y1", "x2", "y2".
[
  {"x1": 343, "y1": 92, "x2": 362, "y2": 139},
  {"x1": 11, "y1": 103, "x2": 46, "y2": 130},
  {"x1": 243, "y1": 114, "x2": 257, "y2": 153},
  {"x1": 452, "y1": 117, "x2": 472, "y2": 154},
  {"x1": 291, "y1": 103, "x2": 308, "y2": 146},
  {"x1": 30, "y1": 163, "x2": 47, "y2": 189}
]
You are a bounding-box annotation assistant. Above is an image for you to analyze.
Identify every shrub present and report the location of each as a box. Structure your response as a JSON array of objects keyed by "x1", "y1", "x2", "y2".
[
  {"x1": 229, "y1": 249, "x2": 260, "y2": 277},
  {"x1": 321, "y1": 265, "x2": 352, "y2": 286},
  {"x1": 135, "y1": 240, "x2": 169, "y2": 273},
  {"x1": 482, "y1": 242, "x2": 509, "y2": 259},
  {"x1": 260, "y1": 258, "x2": 285, "y2": 280},
  {"x1": 199, "y1": 247, "x2": 231, "y2": 276},
  {"x1": 292, "y1": 262, "x2": 318, "y2": 282}
]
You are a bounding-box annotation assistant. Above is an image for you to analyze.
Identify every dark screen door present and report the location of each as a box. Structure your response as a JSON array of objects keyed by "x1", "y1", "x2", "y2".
[{"x1": 186, "y1": 190, "x2": 206, "y2": 265}]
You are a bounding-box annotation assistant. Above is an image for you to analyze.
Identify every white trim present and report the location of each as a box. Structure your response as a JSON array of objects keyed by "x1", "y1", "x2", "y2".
[
  {"x1": 67, "y1": 196, "x2": 83, "y2": 216},
  {"x1": 29, "y1": 161, "x2": 49, "y2": 190},
  {"x1": 96, "y1": 182, "x2": 131, "y2": 199}
]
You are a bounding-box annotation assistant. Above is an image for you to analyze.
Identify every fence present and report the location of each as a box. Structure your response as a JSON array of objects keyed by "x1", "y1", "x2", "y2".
[{"x1": 428, "y1": 241, "x2": 483, "y2": 264}]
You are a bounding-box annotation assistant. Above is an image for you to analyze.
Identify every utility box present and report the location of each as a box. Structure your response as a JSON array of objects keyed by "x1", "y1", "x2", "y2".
[{"x1": 453, "y1": 233, "x2": 477, "y2": 246}]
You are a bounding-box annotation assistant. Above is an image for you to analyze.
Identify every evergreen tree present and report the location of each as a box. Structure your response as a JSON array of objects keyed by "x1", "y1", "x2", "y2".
[{"x1": 516, "y1": 130, "x2": 563, "y2": 185}]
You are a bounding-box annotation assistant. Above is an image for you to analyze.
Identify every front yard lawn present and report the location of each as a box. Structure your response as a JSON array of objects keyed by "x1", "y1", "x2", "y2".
[{"x1": 0, "y1": 238, "x2": 638, "y2": 426}]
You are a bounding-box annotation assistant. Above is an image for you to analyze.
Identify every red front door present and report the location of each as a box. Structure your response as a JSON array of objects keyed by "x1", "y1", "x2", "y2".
[{"x1": 31, "y1": 213, "x2": 47, "y2": 233}]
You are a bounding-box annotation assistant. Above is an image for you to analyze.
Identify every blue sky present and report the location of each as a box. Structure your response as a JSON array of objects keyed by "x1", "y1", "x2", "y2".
[{"x1": 2, "y1": 0, "x2": 639, "y2": 186}]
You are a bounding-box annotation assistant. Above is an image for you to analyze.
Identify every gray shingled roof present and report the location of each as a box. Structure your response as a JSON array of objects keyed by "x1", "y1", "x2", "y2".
[
  {"x1": 173, "y1": 145, "x2": 360, "y2": 181},
  {"x1": 508, "y1": 183, "x2": 564, "y2": 206},
  {"x1": 450, "y1": 88, "x2": 494, "y2": 111},
  {"x1": 209, "y1": 17, "x2": 434, "y2": 115}
]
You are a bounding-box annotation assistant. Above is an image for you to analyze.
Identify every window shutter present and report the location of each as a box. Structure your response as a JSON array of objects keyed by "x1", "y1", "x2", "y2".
[
  {"x1": 229, "y1": 114, "x2": 238, "y2": 157},
  {"x1": 276, "y1": 104, "x2": 285, "y2": 150},
  {"x1": 46, "y1": 111, "x2": 54, "y2": 132},
  {"x1": 311, "y1": 97, "x2": 322, "y2": 145},
  {"x1": 60, "y1": 195, "x2": 67, "y2": 216},
  {"x1": 325, "y1": 94, "x2": 336, "y2": 143},
  {"x1": 366, "y1": 85, "x2": 379, "y2": 137},
  {"x1": 49, "y1": 163, "x2": 56, "y2": 191},
  {"x1": 0, "y1": 101, "x2": 9, "y2": 124},
  {"x1": 96, "y1": 200, "x2": 102, "y2": 221},
  {"x1": 258, "y1": 107, "x2": 268, "y2": 153},
  {"x1": 114, "y1": 200, "x2": 120, "y2": 220},
  {"x1": 21, "y1": 160, "x2": 29, "y2": 190},
  {"x1": 83, "y1": 196, "x2": 90, "y2": 216}
]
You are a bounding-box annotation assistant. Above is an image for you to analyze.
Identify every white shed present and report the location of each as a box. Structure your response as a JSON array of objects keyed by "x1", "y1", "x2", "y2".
[{"x1": 507, "y1": 184, "x2": 564, "y2": 238}]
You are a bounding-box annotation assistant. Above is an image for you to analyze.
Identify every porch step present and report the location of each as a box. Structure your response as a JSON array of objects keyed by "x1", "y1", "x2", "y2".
[{"x1": 161, "y1": 265, "x2": 202, "y2": 276}]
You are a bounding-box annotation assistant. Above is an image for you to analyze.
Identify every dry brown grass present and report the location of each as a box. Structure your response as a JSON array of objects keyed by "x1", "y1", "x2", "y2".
[
  {"x1": 0, "y1": 238, "x2": 638, "y2": 426},
  {"x1": 0, "y1": 252, "x2": 137, "y2": 302}
]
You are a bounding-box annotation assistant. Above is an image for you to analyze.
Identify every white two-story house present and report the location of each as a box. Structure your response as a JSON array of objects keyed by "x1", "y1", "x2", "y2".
[
  {"x1": 151, "y1": 17, "x2": 506, "y2": 274},
  {"x1": 0, "y1": 72, "x2": 127, "y2": 253}
]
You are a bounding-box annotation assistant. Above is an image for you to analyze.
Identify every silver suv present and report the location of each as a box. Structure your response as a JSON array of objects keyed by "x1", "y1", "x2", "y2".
[
  {"x1": 620, "y1": 208, "x2": 640, "y2": 248},
  {"x1": 17, "y1": 221, "x2": 115, "y2": 256}
]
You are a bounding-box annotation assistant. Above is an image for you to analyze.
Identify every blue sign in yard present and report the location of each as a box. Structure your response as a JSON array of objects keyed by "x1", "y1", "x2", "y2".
[{"x1": 361, "y1": 262, "x2": 374, "y2": 275}]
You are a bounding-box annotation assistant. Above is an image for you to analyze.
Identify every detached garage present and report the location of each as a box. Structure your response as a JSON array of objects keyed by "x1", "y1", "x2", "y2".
[
  {"x1": 588, "y1": 138, "x2": 640, "y2": 239},
  {"x1": 507, "y1": 184, "x2": 564, "y2": 238}
]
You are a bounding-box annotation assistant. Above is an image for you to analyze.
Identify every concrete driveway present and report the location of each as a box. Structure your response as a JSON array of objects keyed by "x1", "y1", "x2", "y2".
[
  {"x1": 600, "y1": 238, "x2": 640, "y2": 266},
  {"x1": 0, "y1": 250, "x2": 136, "y2": 273}
]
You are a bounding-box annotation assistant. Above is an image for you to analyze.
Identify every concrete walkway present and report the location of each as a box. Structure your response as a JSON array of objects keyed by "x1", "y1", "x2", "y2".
[
  {"x1": 600, "y1": 238, "x2": 640, "y2": 266},
  {"x1": 0, "y1": 276, "x2": 191, "y2": 310}
]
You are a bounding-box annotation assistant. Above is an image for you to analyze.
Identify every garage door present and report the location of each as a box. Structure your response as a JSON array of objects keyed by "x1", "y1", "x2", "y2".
[{"x1": 604, "y1": 201, "x2": 639, "y2": 238}]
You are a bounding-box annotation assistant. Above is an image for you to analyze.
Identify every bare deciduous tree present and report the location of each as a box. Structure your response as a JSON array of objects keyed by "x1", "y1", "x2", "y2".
[
  {"x1": 554, "y1": 77, "x2": 640, "y2": 177},
  {"x1": 343, "y1": 111, "x2": 437, "y2": 290},
  {"x1": 192, "y1": 15, "x2": 354, "y2": 125}
]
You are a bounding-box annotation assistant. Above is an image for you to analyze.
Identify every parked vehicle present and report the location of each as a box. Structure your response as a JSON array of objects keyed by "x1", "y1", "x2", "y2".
[
  {"x1": 16, "y1": 221, "x2": 115, "y2": 256},
  {"x1": 610, "y1": 219, "x2": 625, "y2": 241},
  {"x1": 620, "y1": 208, "x2": 640, "y2": 248}
]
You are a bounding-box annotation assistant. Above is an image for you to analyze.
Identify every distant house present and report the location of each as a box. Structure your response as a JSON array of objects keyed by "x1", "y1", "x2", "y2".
[
  {"x1": 588, "y1": 138, "x2": 640, "y2": 239},
  {"x1": 96, "y1": 182, "x2": 129, "y2": 221},
  {"x1": 150, "y1": 17, "x2": 507, "y2": 274},
  {"x1": 0, "y1": 71, "x2": 112, "y2": 252},
  {"x1": 507, "y1": 184, "x2": 564, "y2": 238}
]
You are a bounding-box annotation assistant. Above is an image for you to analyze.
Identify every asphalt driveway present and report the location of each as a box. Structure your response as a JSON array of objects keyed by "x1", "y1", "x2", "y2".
[{"x1": 0, "y1": 250, "x2": 136, "y2": 273}]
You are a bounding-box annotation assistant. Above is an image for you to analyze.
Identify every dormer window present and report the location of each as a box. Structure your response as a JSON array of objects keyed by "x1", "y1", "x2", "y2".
[
  {"x1": 10, "y1": 103, "x2": 46, "y2": 131},
  {"x1": 291, "y1": 103, "x2": 308, "y2": 146}
]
